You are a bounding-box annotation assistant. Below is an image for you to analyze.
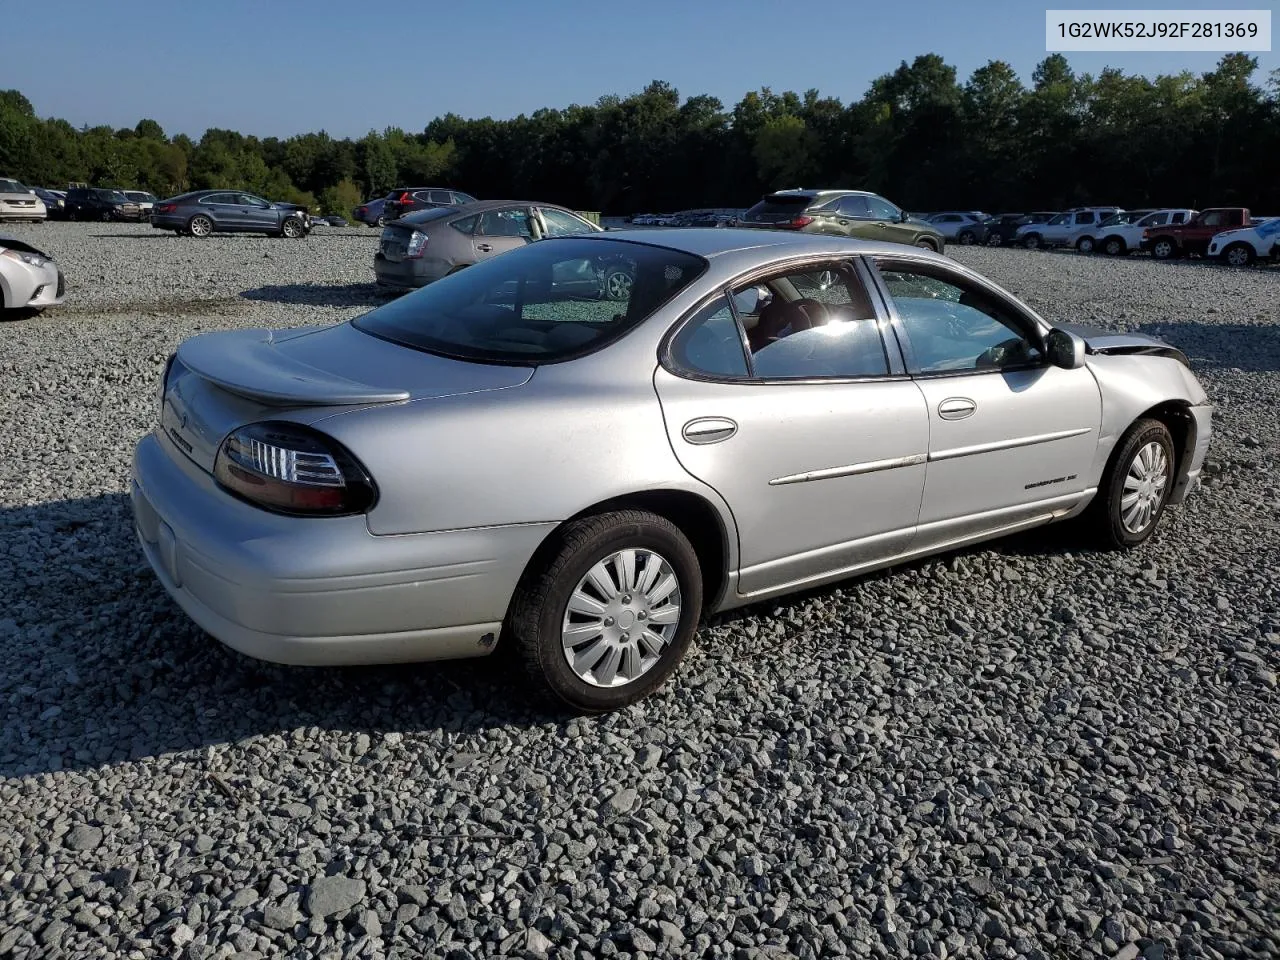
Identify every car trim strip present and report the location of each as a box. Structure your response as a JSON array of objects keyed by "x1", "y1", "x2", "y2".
[
  {"x1": 769, "y1": 453, "x2": 927, "y2": 485},
  {"x1": 929, "y1": 426, "x2": 1093, "y2": 462}
]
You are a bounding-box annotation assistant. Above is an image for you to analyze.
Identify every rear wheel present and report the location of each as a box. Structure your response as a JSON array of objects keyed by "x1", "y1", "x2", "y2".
[
  {"x1": 1222, "y1": 242, "x2": 1254, "y2": 267},
  {"x1": 188, "y1": 215, "x2": 213, "y2": 238},
  {"x1": 985, "y1": 232, "x2": 1003, "y2": 247},
  {"x1": 508, "y1": 510, "x2": 702, "y2": 713},
  {"x1": 958, "y1": 230, "x2": 976, "y2": 246},
  {"x1": 1102, "y1": 236, "x2": 1126, "y2": 256},
  {"x1": 915, "y1": 237, "x2": 938, "y2": 252},
  {"x1": 1076, "y1": 236, "x2": 1095, "y2": 254},
  {"x1": 1088, "y1": 418, "x2": 1175, "y2": 549},
  {"x1": 1023, "y1": 233, "x2": 1042, "y2": 249}
]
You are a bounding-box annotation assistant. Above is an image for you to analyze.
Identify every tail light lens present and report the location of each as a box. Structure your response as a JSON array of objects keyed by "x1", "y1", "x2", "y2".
[
  {"x1": 156, "y1": 203, "x2": 177, "y2": 214},
  {"x1": 780, "y1": 216, "x2": 813, "y2": 229},
  {"x1": 405, "y1": 231, "x2": 428, "y2": 258},
  {"x1": 214, "y1": 421, "x2": 377, "y2": 516}
]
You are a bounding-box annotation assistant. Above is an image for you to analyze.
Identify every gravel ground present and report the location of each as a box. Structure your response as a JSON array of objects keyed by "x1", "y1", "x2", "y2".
[{"x1": 1, "y1": 221, "x2": 1277, "y2": 959}]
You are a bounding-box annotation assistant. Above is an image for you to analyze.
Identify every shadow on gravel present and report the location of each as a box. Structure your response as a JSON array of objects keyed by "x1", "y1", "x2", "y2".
[
  {"x1": 240, "y1": 283, "x2": 382, "y2": 307},
  {"x1": 1138, "y1": 321, "x2": 1280, "y2": 374},
  {"x1": 0, "y1": 493, "x2": 556, "y2": 779}
]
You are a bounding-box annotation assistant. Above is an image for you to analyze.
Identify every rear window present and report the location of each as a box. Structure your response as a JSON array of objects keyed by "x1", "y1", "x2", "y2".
[
  {"x1": 746, "y1": 195, "x2": 815, "y2": 217},
  {"x1": 353, "y1": 238, "x2": 706, "y2": 364}
]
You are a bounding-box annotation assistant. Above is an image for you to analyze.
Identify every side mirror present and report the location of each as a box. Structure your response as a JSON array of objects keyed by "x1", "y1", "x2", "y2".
[
  {"x1": 899, "y1": 211, "x2": 910, "y2": 223},
  {"x1": 1045, "y1": 327, "x2": 1086, "y2": 370}
]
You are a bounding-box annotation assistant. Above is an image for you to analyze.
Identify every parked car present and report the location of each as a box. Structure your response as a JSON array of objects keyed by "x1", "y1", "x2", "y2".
[
  {"x1": 353, "y1": 198, "x2": 386, "y2": 228},
  {"x1": 132, "y1": 229, "x2": 1211, "y2": 712},
  {"x1": 33, "y1": 187, "x2": 67, "y2": 219},
  {"x1": 1093, "y1": 209, "x2": 1197, "y2": 256},
  {"x1": 1142, "y1": 208, "x2": 1252, "y2": 260},
  {"x1": 1016, "y1": 208, "x2": 1123, "y2": 250},
  {"x1": 739, "y1": 189, "x2": 946, "y2": 252},
  {"x1": 123, "y1": 190, "x2": 159, "y2": 219},
  {"x1": 150, "y1": 191, "x2": 311, "y2": 238},
  {"x1": 383, "y1": 187, "x2": 477, "y2": 222},
  {"x1": 1, "y1": 235, "x2": 65, "y2": 312},
  {"x1": 375, "y1": 200, "x2": 604, "y2": 292},
  {"x1": 1206, "y1": 216, "x2": 1280, "y2": 266},
  {"x1": 927, "y1": 212, "x2": 989, "y2": 245},
  {"x1": 64, "y1": 187, "x2": 140, "y2": 222},
  {"x1": 0, "y1": 178, "x2": 47, "y2": 223},
  {"x1": 323, "y1": 215, "x2": 349, "y2": 227},
  {"x1": 982, "y1": 212, "x2": 1057, "y2": 247}
]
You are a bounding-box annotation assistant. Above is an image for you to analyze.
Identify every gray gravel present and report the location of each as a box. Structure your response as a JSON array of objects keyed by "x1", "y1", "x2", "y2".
[{"x1": 1, "y1": 222, "x2": 1278, "y2": 959}]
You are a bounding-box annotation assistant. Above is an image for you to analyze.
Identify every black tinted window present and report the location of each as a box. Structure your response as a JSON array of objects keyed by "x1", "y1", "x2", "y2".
[
  {"x1": 450, "y1": 214, "x2": 479, "y2": 235},
  {"x1": 747, "y1": 195, "x2": 814, "y2": 217},
  {"x1": 354, "y1": 238, "x2": 705, "y2": 364},
  {"x1": 668, "y1": 297, "x2": 749, "y2": 379}
]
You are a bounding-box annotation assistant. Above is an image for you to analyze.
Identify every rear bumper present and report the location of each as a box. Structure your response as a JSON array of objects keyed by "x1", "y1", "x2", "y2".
[
  {"x1": 373, "y1": 252, "x2": 450, "y2": 289},
  {"x1": 130, "y1": 431, "x2": 554, "y2": 665},
  {"x1": 150, "y1": 214, "x2": 186, "y2": 231}
]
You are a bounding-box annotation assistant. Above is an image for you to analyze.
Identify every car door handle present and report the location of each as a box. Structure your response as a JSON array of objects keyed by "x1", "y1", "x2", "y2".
[
  {"x1": 838, "y1": 219, "x2": 849, "y2": 225},
  {"x1": 476, "y1": 243, "x2": 492, "y2": 252},
  {"x1": 938, "y1": 397, "x2": 977, "y2": 420},
  {"x1": 682, "y1": 417, "x2": 737, "y2": 444}
]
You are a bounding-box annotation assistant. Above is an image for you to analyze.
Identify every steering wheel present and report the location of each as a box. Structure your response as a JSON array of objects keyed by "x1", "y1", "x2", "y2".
[
  {"x1": 793, "y1": 298, "x2": 831, "y2": 327},
  {"x1": 976, "y1": 336, "x2": 1030, "y2": 369}
]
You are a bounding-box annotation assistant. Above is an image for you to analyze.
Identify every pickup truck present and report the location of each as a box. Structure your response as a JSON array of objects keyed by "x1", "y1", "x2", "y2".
[
  {"x1": 1206, "y1": 216, "x2": 1280, "y2": 266},
  {"x1": 1142, "y1": 207, "x2": 1250, "y2": 259}
]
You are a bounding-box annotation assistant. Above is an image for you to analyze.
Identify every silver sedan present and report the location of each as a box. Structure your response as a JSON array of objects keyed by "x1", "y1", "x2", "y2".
[{"x1": 131, "y1": 230, "x2": 1212, "y2": 712}]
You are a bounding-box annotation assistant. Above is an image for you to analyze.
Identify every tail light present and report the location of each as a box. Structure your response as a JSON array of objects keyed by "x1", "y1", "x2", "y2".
[
  {"x1": 405, "y1": 231, "x2": 428, "y2": 259},
  {"x1": 780, "y1": 216, "x2": 813, "y2": 229},
  {"x1": 156, "y1": 203, "x2": 177, "y2": 214},
  {"x1": 214, "y1": 421, "x2": 377, "y2": 516}
]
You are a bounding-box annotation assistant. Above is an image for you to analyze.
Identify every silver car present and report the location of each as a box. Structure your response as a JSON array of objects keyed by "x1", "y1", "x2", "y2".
[
  {"x1": 132, "y1": 231, "x2": 1212, "y2": 712},
  {"x1": 1, "y1": 235, "x2": 65, "y2": 312}
]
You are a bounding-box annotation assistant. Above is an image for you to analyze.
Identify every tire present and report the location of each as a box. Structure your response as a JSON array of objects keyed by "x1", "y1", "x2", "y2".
[
  {"x1": 1150, "y1": 237, "x2": 1176, "y2": 260},
  {"x1": 376, "y1": 216, "x2": 386, "y2": 227},
  {"x1": 1076, "y1": 235, "x2": 1095, "y2": 254},
  {"x1": 187, "y1": 215, "x2": 213, "y2": 238},
  {"x1": 985, "y1": 232, "x2": 1003, "y2": 247},
  {"x1": 915, "y1": 238, "x2": 938, "y2": 252},
  {"x1": 958, "y1": 230, "x2": 976, "y2": 246},
  {"x1": 602, "y1": 266, "x2": 633, "y2": 301},
  {"x1": 68, "y1": 210, "x2": 78, "y2": 222},
  {"x1": 1088, "y1": 418, "x2": 1175, "y2": 549},
  {"x1": 508, "y1": 509, "x2": 703, "y2": 713},
  {"x1": 1222, "y1": 242, "x2": 1254, "y2": 268},
  {"x1": 100, "y1": 210, "x2": 111, "y2": 222},
  {"x1": 1023, "y1": 233, "x2": 1042, "y2": 249},
  {"x1": 1102, "y1": 236, "x2": 1126, "y2": 256},
  {"x1": 281, "y1": 217, "x2": 304, "y2": 239}
]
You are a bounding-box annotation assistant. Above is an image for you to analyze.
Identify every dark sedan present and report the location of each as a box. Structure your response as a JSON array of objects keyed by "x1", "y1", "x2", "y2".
[
  {"x1": 150, "y1": 190, "x2": 311, "y2": 238},
  {"x1": 352, "y1": 197, "x2": 386, "y2": 228},
  {"x1": 374, "y1": 200, "x2": 610, "y2": 292}
]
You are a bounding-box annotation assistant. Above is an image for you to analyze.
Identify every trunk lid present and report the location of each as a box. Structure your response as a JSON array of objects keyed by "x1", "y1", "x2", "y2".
[
  {"x1": 164, "y1": 323, "x2": 533, "y2": 472},
  {"x1": 742, "y1": 194, "x2": 815, "y2": 226}
]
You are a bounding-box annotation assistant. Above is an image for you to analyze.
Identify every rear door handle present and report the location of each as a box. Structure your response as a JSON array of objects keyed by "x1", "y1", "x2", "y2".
[
  {"x1": 938, "y1": 397, "x2": 977, "y2": 420},
  {"x1": 682, "y1": 417, "x2": 737, "y2": 444},
  {"x1": 476, "y1": 243, "x2": 492, "y2": 252}
]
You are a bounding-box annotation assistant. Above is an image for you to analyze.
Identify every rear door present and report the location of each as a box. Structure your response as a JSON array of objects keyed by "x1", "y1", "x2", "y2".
[
  {"x1": 867, "y1": 255, "x2": 1101, "y2": 547},
  {"x1": 200, "y1": 193, "x2": 243, "y2": 231},
  {"x1": 653, "y1": 259, "x2": 929, "y2": 598},
  {"x1": 473, "y1": 207, "x2": 534, "y2": 261}
]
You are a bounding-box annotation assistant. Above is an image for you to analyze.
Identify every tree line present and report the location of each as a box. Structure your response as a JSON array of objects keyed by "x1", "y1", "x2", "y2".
[{"x1": 1, "y1": 53, "x2": 1276, "y2": 217}]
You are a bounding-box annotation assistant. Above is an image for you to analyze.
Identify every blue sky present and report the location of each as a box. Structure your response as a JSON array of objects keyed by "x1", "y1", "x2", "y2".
[{"x1": 6, "y1": 0, "x2": 1275, "y2": 139}]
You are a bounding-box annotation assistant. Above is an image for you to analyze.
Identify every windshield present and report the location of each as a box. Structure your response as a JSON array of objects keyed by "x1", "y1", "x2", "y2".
[
  {"x1": 354, "y1": 238, "x2": 706, "y2": 364},
  {"x1": 0, "y1": 178, "x2": 28, "y2": 193}
]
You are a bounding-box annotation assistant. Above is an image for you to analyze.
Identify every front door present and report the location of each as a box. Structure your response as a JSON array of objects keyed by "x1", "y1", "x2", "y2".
[
  {"x1": 868, "y1": 256, "x2": 1102, "y2": 548},
  {"x1": 473, "y1": 207, "x2": 534, "y2": 262},
  {"x1": 653, "y1": 261, "x2": 929, "y2": 598},
  {"x1": 236, "y1": 193, "x2": 276, "y2": 230}
]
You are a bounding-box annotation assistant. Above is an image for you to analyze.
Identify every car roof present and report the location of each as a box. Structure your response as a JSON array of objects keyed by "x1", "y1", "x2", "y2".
[
  {"x1": 581, "y1": 227, "x2": 938, "y2": 260},
  {"x1": 764, "y1": 188, "x2": 875, "y2": 200}
]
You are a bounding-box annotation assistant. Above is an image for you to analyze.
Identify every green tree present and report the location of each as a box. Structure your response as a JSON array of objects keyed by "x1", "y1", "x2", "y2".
[{"x1": 319, "y1": 178, "x2": 363, "y2": 216}]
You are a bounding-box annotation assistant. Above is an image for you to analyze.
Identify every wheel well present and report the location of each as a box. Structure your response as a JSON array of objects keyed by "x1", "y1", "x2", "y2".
[
  {"x1": 917, "y1": 237, "x2": 938, "y2": 251},
  {"x1": 1139, "y1": 400, "x2": 1195, "y2": 479},
  {"x1": 552, "y1": 490, "x2": 731, "y2": 611}
]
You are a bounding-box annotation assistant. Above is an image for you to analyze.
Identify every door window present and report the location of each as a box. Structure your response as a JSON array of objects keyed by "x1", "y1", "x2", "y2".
[
  {"x1": 450, "y1": 214, "x2": 479, "y2": 235},
  {"x1": 1140, "y1": 212, "x2": 1169, "y2": 226},
  {"x1": 875, "y1": 262, "x2": 1043, "y2": 374},
  {"x1": 835, "y1": 195, "x2": 871, "y2": 218},
  {"x1": 667, "y1": 296, "x2": 750, "y2": 379},
  {"x1": 731, "y1": 265, "x2": 889, "y2": 379},
  {"x1": 200, "y1": 193, "x2": 236, "y2": 205},
  {"x1": 428, "y1": 190, "x2": 453, "y2": 204},
  {"x1": 1171, "y1": 211, "x2": 1189, "y2": 224},
  {"x1": 478, "y1": 208, "x2": 533, "y2": 238},
  {"x1": 1073, "y1": 211, "x2": 1094, "y2": 225},
  {"x1": 539, "y1": 208, "x2": 595, "y2": 237},
  {"x1": 866, "y1": 195, "x2": 902, "y2": 221},
  {"x1": 1200, "y1": 211, "x2": 1226, "y2": 227},
  {"x1": 237, "y1": 194, "x2": 270, "y2": 207}
]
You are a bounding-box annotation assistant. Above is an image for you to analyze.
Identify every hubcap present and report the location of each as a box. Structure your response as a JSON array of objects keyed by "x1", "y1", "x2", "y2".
[
  {"x1": 1227, "y1": 247, "x2": 1248, "y2": 266},
  {"x1": 986, "y1": 234, "x2": 1001, "y2": 246},
  {"x1": 561, "y1": 548, "x2": 681, "y2": 688},
  {"x1": 1106, "y1": 241, "x2": 1120, "y2": 255},
  {"x1": 192, "y1": 219, "x2": 210, "y2": 237},
  {"x1": 605, "y1": 270, "x2": 632, "y2": 299},
  {"x1": 1120, "y1": 441, "x2": 1169, "y2": 534},
  {"x1": 960, "y1": 233, "x2": 973, "y2": 245},
  {"x1": 1155, "y1": 241, "x2": 1171, "y2": 258},
  {"x1": 1080, "y1": 239, "x2": 1093, "y2": 252}
]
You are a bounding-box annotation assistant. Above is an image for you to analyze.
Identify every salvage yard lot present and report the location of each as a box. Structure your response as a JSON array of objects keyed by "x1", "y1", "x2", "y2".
[{"x1": 1, "y1": 222, "x2": 1277, "y2": 958}]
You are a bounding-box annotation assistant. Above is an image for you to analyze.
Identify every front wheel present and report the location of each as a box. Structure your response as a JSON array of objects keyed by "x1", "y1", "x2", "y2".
[
  {"x1": 100, "y1": 210, "x2": 111, "y2": 222},
  {"x1": 985, "y1": 232, "x2": 1003, "y2": 247},
  {"x1": 281, "y1": 217, "x2": 305, "y2": 239},
  {"x1": 958, "y1": 230, "x2": 975, "y2": 246},
  {"x1": 1076, "y1": 236, "x2": 1095, "y2": 254},
  {"x1": 1150, "y1": 238, "x2": 1176, "y2": 260},
  {"x1": 1222, "y1": 243, "x2": 1254, "y2": 267},
  {"x1": 1088, "y1": 418, "x2": 1175, "y2": 549},
  {"x1": 508, "y1": 510, "x2": 703, "y2": 713},
  {"x1": 915, "y1": 238, "x2": 938, "y2": 252},
  {"x1": 1102, "y1": 236, "x2": 1126, "y2": 256},
  {"x1": 1023, "y1": 233, "x2": 1042, "y2": 249}
]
